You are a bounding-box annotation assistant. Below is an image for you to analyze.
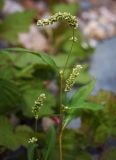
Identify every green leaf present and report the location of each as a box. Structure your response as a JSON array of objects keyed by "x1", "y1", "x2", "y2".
[
  {"x1": 63, "y1": 82, "x2": 103, "y2": 129},
  {"x1": 101, "y1": 148, "x2": 116, "y2": 160},
  {"x1": 0, "y1": 79, "x2": 24, "y2": 114},
  {"x1": 0, "y1": 0, "x2": 4, "y2": 9},
  {"x1": 15, "y1": 125, "x2": 34, "y2": 147},
  {"x1": 27, "y1": 143, "x2": 38, "y2": 160},
  {"x1": 0, "y1": 11, "x2": 35, "y2": 44},
  {"x1": 0, "y1": 51, "x2": 17, "y2": 80},
  {"x1": 5, "y1": 48, "x2": 58, "y2": 71},
  {"x1": 94, "y1": 124, "x2": 110, "y2": 145},
  {"x1": 43, "y1": 125, "x2": 56, "y2": 160},
  {"x1": 51, "y1": 54, "x2": 76, "y2": 68},
  {"x1": 72, "y1": 102, "x2": 103, "y2": 111},
  {"x1": 0, "y1": 116, "x2": 18, "y2": 150},
  {"x1": 70, "y1": 82, "x2": 95, "y2": 104},
  {"x1": 53, "y1": 4, "x2": 79, "y2": 15},
  {"x1": 76, "y1": 152, "x2": 92, "y2": 160},
  {"x1": 0, "y1": 116, "x2": 34, "y2": 150},
  {"x1": 20, "y1": 80, "x2": 55, "y2": 117}
]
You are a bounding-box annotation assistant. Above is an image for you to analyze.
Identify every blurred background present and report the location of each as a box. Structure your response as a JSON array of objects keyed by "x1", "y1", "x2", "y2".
[{"x1": 0, "y1": 0, "x2": 116, "y2": 160}]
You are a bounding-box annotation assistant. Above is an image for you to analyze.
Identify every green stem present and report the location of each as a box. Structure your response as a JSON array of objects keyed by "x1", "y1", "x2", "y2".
[
  {"x1": 59, "y1": 28, "x2": 75, "y2": 160},
  {"x1": 59, "y1": 71, "x2": 63, "y2": 160},
  {"x1": 59, "y1": 131, "x2": 63, "y2": 160},
  {"x1": 35, "y1": 118, "x2": 38, "y2": 132},
  {"x1": 63, "y1": 28, "x2": 75, "y2": 75}
]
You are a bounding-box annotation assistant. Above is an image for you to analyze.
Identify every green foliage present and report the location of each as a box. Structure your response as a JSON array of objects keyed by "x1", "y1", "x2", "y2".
[
  {"x1": 0, "y1": 9, "x2": 106, "y2": 160},
  {"x1": 53, "y1": 3, "x2": 79, "y2": 15},
  {"x1": 101, "y1": 148, "x2": 116, "y2": 160},
  {"x1": 63, "y1": 82, "x2": 103, "y2": 129},
  {"x1": 0, "y1": 0, "x2": 4, "y2": 9},
  {"x1": 43, "y1": 125, "x2": 56, "y2": 160},
  {"x1": 51, "y1": 129, "x2": 92, "y2": 160},
  {"x1": 0, "y1": 51, "x2": 17, "y2": 80},
  {"x1": 0, "y1": 116, "x2": 33, "y2": 150},
  {"x1": 0, "y1": 11, "x2": 35, "y2": 44},
  {"x1": 20, "y1": 80, "x2": 55, "y2": 117},
  {"x1": 75, "y1": 152, "x2": 92, "y2": 160},
  {"x1": 0, "y1": 79, "x2": 24, "y2": 114},
  {"x1": 0, "y1": 49, "x2": 56, "y2": 117},
  {"x1": 94, "y1": 124, "x2": 110, "y2": 144},
  {"x1": 6, "y1": 48, "x2": 58, "y2": 71},
  {"x1": 70, "y1": 82, "x2": 95, "y2": 104},
  {"x1": 27, "y1": 143, "x2": 38, "y2": 160}
]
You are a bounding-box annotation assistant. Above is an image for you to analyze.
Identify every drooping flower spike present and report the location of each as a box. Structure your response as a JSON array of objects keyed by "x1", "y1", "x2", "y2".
[{"x1": 37, "y1": 12, "x2": 78, "y2": 29}]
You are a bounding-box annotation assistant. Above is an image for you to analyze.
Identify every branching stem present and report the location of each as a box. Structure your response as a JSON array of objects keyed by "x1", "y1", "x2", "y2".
[{"x1": 59, "y1": 28, "x2": 75, "y2": 160}]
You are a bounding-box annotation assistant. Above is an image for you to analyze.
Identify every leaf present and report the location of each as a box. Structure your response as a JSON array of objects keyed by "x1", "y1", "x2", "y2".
[
  {"x1": 71, "y1": 102, "x2": 103, "y2": 111},
  {"x1": 53, "y1": 4, "x2": 79, "y2": 15},
  {"x1": 101, "y1": 148, "x2": 116, "y2": 160},
  {"x1": 20, "y1": 80, "x2": 55, "y2": 117},
  {"x1": 0, "y1": 116, "x2": 34, "y2": 150},
  {"x1": 27, "y1": 143, "x2": 38, "y2": 160},
  {"x1": 15, "y1": 125, "x2": 34, "y2": 147},
  {"x1": 51, "y1": 54, "x2": 76, "y2": 68},
  {"x1": 70, "y1": 82, "x2": 95, "y2": 105},
  {"x1": 0, "y1": 79, "x2": 24, "y2": 114},
  {"x1": 0, "y1": 116, "x2": 18, "y2": 150},
  {"x1": 63, "y1": 82, "x2": 103, "y2": 129},
  {"x1": 0, "y1": 0, "x2": 4, "y2": 9},
  {"x1": 5, "y1": 48, "x2": 58, "y2": 71},
  {"x1": 0, "y1": 11, "x2": 35, "y2": 44},
  {"x1": 0, "y1": 51, "x2": 17, "y2": 80},
  {"x1": 75, "y1": 152, "x2": 92, "y2": 160},
  {"x1": 43, "y1": 125, "x2": 56, "y2": 160},
  {"x1": 94, "y1": 124, "x2": 110, "y2": 145}
]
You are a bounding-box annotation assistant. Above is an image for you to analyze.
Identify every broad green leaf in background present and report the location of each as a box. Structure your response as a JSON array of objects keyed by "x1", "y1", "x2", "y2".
[
  {"x1": 53, "y1": 3, "x2": 79, "y2": 15},
  {"x1": 0, "y1": 51, "x2": 17, "y2": 80},
  {"x1": 51, "y1": 54, "x2": 76, "y2": 68},
  {"x1": 15, "y1": 125, "x2": 34, "y2": 147},
  {"x1": 0, "y1": 116, "x2": 33, "y2": 150},
  {"x1": 20, "y1": 80, "x2": 55, "y2": 117},
  {"x1": 75, "y1": 152, "x2": 92, "y2": 160},
  {"x1": 43, "y1": 125, "x2": 56, "y2": 160},
  {"x1": 101, "y1": 148, "x2": 116, "y2": 160},
  {"x1": 0, "y1": 116, "x2": 18, "y2": 150},
  {"x1": 0, "y1": 0, "x2": 4, "y2": 9},
  {"x1": 0, "y1": 79, "x2": 24, "y2": 114},
  {"x1": 63, "y1": 82, "x2": 103, "y2": 129},
  {"x1": 0, "y1": 11, "x2": 35, "y2": 44},
  {"x1": 5, "y1": 48, "x2": 58, "y2": 71},
  {"x1": 94, "y1": 124, "x2": 110, "y2": 145}
]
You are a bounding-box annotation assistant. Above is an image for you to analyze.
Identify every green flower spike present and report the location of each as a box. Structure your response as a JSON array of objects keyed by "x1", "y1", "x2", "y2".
[
  {"x1": 32, "y1": 93, "x2": 46, "y2": 119},
  {"x1": 65, "y1": 65, "x2": 82, "y2": 91}
]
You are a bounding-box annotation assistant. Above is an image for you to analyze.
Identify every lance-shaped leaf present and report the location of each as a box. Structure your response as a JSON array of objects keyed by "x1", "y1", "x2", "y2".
[
  {"x1": 70, "y1": 81, "x2": 95, "y2": 104},
  {"x1": 5, "y1": 48, "x2": 58, "y2": 71},
  {"x1": 43, "y1": 125, "x2": 56, "y2": 160},
  {"x1": 63, "y1": 82, "x2": 103, "y2": 129},
  {"x1": 27, "y1": 143, "x2": 38, "y2": 160}
]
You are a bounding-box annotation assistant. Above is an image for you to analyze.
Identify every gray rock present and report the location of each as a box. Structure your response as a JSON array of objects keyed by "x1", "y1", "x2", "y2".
[{"x1": 89, "y1": 37, "x2": 116, "y2": 94}]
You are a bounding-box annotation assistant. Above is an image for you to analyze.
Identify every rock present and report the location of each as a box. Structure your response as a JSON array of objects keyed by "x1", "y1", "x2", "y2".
[
  {"x1": 3, "y1": 0, "x2": 24, "y2": 15},
  {"x1": 89, "y1": 37, "x2": 116, "y2": 94},
  {"x1": 19, "y1": 25, "x2": 49, "y2": 51}
]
